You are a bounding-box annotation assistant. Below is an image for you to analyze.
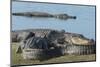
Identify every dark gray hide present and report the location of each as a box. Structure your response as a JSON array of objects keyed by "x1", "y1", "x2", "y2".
[
  {"x1": 16, "y1": 32, "x2": 35, "y2": 53},
  {"x1": 17, "y1": 32, "x2": 35, "y2": 42},
  {"x1": 22, "y1": 36, "x2": 50, "y2": 49},
  {"x1": 46, "y1": 30, "x2": 65, "y2": 48},
  {"x1": 46, "y1": 30, "x2": 65, "y2": 42}
]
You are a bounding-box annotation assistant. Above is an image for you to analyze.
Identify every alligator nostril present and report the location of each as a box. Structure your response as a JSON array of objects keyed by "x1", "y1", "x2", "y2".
[{"x1": 88, "y1": 39, "x2": 95, "y2": 45}]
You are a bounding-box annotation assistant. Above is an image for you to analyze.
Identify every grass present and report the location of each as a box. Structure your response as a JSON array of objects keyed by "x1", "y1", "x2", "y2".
[{"x1": 11, "y1": 43, "x2": 96, "y2": 66}]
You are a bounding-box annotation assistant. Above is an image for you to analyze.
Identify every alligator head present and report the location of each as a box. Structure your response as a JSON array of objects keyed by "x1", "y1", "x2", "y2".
[
  {"x1": 64, "y1": 33, "x2": 95, "y2": 45},
  {"x1": 54, "y1": 14, "x2": 76, "y2": 20}
]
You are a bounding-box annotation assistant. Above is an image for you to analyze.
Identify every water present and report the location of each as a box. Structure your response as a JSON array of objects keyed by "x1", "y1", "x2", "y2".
[{"x1": 12, "y1": 1, "x2": 96, "y2": 40}]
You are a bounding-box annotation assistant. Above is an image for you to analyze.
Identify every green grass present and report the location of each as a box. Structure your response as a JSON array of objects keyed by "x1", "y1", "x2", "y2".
[{"x1": 11, "y1": 43, "x2": 96, "y2": 66}]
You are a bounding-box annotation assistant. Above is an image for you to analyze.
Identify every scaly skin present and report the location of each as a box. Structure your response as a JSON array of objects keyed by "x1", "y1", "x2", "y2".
[{"x1": 64, "y1": 33, "x2": 95, "y2": 45}]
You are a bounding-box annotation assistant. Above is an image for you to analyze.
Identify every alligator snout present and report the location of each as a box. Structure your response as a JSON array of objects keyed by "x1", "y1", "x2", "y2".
[
  {"x1": 72, "y1": 16, "x2": 76, "y2": 19},
  {"x1": 54, "y1": 14, "x2": 77, "y2": 20},
  {"x1": 65, "y1": 36, "x2": 95, "y2": 45},
  {"x1": 88, "y1": 39, "x2": 95, "y2": 45}
]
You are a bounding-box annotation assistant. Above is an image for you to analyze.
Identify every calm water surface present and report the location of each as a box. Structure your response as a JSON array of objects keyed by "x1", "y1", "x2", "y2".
[{"x1": 12, "y1": 1, "x2": 96, "y2": 39}]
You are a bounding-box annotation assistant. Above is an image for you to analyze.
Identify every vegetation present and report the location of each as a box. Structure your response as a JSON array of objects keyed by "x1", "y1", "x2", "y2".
[{"x1": 11, "y1": 43, "x2": 96, "y2": 66}]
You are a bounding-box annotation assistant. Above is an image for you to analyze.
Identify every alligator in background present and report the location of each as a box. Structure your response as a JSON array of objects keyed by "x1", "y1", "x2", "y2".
[{"x1": 12, "y1": 12, "x2": 76, "y2": 20}]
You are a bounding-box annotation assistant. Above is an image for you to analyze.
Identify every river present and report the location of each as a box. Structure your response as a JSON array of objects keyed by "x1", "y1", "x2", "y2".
[{"x1": 12, "y1": 1, "x2": 96, "y2": 40}]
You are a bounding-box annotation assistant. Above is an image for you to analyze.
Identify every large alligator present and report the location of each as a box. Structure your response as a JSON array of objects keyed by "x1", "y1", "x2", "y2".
[
  {"x1": 12, "y1": 12, "x2": 76, "y2": 20},
  {"x1": 11, "y1": 29, "x2": 95, "y2": 45},
  {"x1": 12, "y1": 29, "x2": 95, "y2": 55},
  {"x1": 12, "y1": 29, "x2": 95, "y2": 60}
]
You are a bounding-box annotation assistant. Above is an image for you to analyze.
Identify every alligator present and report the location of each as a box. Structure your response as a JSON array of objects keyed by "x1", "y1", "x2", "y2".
[
  {"x1": 11, "y1": 29, "x2": 95, "y2": 45},
  {"x1": 13, "y1": 29, "x2": 95, "y2": 58},
  {"x1": 12, "y1": 11, "x2": 76, "y2": 20},
  {"x1": 14, "y1": 29, "x2": 95, "y2": 60}
]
